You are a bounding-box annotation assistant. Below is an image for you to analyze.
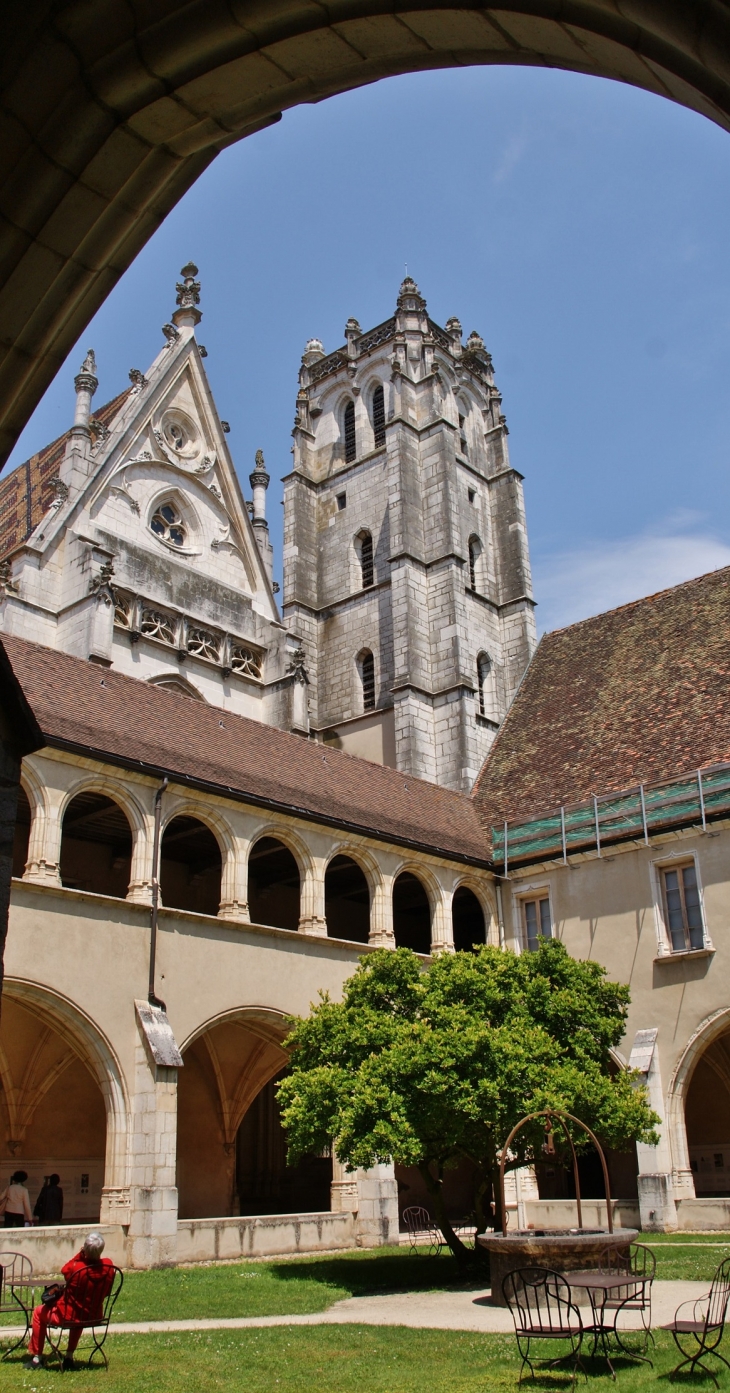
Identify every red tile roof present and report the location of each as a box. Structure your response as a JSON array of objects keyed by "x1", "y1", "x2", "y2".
[
  {"x1": 473, "y1": 566, "x2": 730, "y2": 835},
  {"x1": 1, "y1": 634, "x2": 489, "y2": 865},
  {"x1": 0, "y1": 391, "x2": 131, "y2": 558}
]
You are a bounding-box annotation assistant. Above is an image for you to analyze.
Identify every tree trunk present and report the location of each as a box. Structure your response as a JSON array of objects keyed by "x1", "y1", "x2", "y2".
[{"x1": 417, "y1": 1163, "x2": 472, "y2": 1267}]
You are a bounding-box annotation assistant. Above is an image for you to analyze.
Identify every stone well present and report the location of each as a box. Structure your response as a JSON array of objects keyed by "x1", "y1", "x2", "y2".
[{"x1": 478, "y1": 1228, "x2": 638, "y2": 1306}]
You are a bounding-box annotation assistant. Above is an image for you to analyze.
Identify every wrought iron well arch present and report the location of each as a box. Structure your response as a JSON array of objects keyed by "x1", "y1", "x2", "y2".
[{"x1": 498, "y1": 1107, "x2": 613, "y2": 1235}]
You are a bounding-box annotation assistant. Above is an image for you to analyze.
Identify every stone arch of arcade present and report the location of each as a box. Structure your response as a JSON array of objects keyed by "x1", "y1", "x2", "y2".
[
  {"x1": 0, "y1": 978, "x2": 129, "y2": 1223},
  {"x1": 1, "y1": 4, "x2": 729, "y2": 466},
  {"x1": 667, "y1": 1007, "x2": 730, "y2": 1202},
  {"x1": 176, "y1": 1006, "x2": 331, "y2": 1221}
]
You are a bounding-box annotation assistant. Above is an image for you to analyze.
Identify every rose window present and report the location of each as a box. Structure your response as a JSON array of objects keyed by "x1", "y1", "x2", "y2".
[{"x1": 151, "y1": 502, "x2": 186, "y2": 547}]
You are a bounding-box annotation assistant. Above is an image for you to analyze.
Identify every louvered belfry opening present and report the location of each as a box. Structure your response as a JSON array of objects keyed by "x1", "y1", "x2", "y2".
[
  {"x1": 344, "y1": 400, "x2": 356, "y2": 462},
  {"x1": 60, "y1": 791, "x2": 133, "y2": 899},
  {"x1": 372, "y1": 384, "x2": 386, "y2": 447},
  {"x1": 360, "y1": 531, "x2": 374, "y2": 589},
  {"x1": 360, "y1": 650, "x2": 375, "y2": 711},
  {"x1": 468, "y1": 536, "x2": 479, "y2": 592}
]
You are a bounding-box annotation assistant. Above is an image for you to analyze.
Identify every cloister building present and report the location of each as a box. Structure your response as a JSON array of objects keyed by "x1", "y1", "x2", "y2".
[{"x1": 0, "y1": 267, "x2": 728, "y2": 1268}]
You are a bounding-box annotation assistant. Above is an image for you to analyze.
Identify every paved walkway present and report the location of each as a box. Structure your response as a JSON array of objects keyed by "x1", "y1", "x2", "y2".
[{"x1": 0, "y1": 1280, "x2": 707, "y2": 1339}]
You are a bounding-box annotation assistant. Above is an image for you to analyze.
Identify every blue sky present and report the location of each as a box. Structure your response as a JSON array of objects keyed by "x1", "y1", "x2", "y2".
[{"x1": 7, "y1": 65, "x2": 730, "y2": 632}]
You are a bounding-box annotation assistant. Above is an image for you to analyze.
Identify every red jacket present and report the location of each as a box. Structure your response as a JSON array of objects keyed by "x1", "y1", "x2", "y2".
[{"x1": 55, "y1": 1253, "x2": 115, "y2": 1325}]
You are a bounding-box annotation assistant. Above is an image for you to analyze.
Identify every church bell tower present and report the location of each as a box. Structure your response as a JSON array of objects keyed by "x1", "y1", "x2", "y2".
[{"x1": 282, "y1": 278, "x2": 537, "y2": 792}]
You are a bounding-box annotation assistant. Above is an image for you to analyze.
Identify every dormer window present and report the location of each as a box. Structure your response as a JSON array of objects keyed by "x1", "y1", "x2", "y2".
[
  {"x1": 344, "y1": 401, "x2": 356, "y2": 463},
  {"x1": 151, "y1": 502, "x2": 186, "y2": 547}
]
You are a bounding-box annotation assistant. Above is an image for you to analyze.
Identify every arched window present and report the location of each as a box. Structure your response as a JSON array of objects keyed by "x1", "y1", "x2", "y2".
[
  {"x1": 372, "y1": 384, "x2": 386, "y2": 447},
  {"x1": 359, "y1": 650, "x2": 375, "y2": 711},
  {"x1": 458, "y1": 409, "x2": 468, "y2": 457},
  {"x1": 357, "y1": 530, "x2": 374, "y2": 589},
  {"x1": 325, "y1": 855, "x2": 370, "y2": 942},
  {"x1": 468, "y1": 535, "x2": 481, "y2": 593},
  {"x1": 148, "y1": 674, "x2": 206, "y2": 701},
  {"x1": 393, "y1": 872, "x2": 431, "y2": 954},
  {"x1": 477, "y1": 652, "x2": 493, "y2": 719},
  {"x1": 60, "y1": 791, "x2": 133, "y2": 899},
  {"x1": 452, "y1": 886, "x2": 486, "y2": 952},
  {"x1": 160, "y1": 815, "x2": 222, "y2": 916},
  {"x1": 248, "y1": 837, "x2": 300, "y2": 931},
  {"x1": 150, "y1": 499, "x2": 186, "y2": 547},
  {"x1": 344, "y1": 400, "x2": 356, "y2": 463}
]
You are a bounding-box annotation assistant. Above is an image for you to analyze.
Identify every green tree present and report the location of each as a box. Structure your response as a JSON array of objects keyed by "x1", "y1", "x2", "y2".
[{"x1": 278, "y1": 942, "x2": 659, "y2": 1265}]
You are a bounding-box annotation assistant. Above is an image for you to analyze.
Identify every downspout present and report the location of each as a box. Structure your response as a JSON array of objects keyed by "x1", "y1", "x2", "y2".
[
  {"x1": 496, "y1": 880, "x2": 506, "y2": 949},
  {"x1": 148, "y1": 778, "x2": 168, "y2": 1008}
]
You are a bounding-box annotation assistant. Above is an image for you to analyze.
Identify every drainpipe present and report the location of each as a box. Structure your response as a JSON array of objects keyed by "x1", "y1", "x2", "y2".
[
  {"x1": 496, "y1": 880, "x2": 506, "y2": 949},
  {"x1": 148, "y1": 778, "x2": 168, "y2": 1008}
]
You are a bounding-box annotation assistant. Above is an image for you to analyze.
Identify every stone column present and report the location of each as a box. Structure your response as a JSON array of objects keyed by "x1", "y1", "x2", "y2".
[
  {"x1": 217, "y1": 833, "x2": 250, "y2": 922},
  {"x1": 430, "y1": 884, "x2": 452, "y2": 953},
  {"x1": 369, "y1": 872, "x2": 395, "y2": 947},
  {"x1": 22, "y1": 786, "x2": 62, "y2": 886},
  {"x1": 354, "y1": 1162, "x2": 399, "y2": 1247},
  {"x1": 330, "y1": 1154, "x2": 359, "y2": 1213},
  {"x1": 299, "y1": 857, "x2": 327, "y2": 937},
  {"x1": 125, "y1": 1002, "x2": 183, "y2": 1268},
  {"x1": 630, "y1": 1029, "x2": 680, "y2": 1231}
]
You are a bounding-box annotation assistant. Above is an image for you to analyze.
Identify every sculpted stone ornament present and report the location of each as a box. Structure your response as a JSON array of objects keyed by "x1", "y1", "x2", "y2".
[
  {"x1": 161, "y1": 323, "x2": 180, "y2": 345},
  {"x1": 286, "y1": 646, "x2": 309, "y2": 686},
  {"x1": 89, "y1": 557, "x2": 117, "y2": 605},
  {"x1": 49, "y1": 477, "x2": 69, "y2": 510},
  {"x1": 176, "y1": 262, "x2": 201, "y2": 309},
  {"x1": 74, "y1": 348, "x2": 98, "y2": 395},
  {"x1": 0, "y1": 559, "x2": 19, "y2": 595},
  {"x1": 129, "y1": 368, "x2": 147, "y2": 391}
]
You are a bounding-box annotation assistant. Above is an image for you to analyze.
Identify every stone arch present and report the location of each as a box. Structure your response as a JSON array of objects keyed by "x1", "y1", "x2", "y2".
[
  {"x1": 3, "y1": 6, "x2": 730, "y2": 467},
  {"x1": 247, "y1": 826, "x2": 310, "y2": 932},
  {"x1": 148, "y1": 672, "x2": 207, "y2": 701},
  {"x1": 1, "y1": 978, "x2": 130, "y2": 1213},
  {"x1": 147, "y1": 488, "x2": 200, "y2": 551},
  {"x1": 59, "y1": 784, "x2": 139, "y2": 900},
  {"x1": 666, "y1": 1007, "x2": 730, "y2": 1198},
  {"x1": 176, "y1": 1005, "x2": 329, "y2": 1219},
  {"x1": 159, "y1": 799, "x2": 231, "y2": 917},
  {"x1": 451, "y1": 879, "x2": 489, "y2": 951},
  {"x1": 356, "y1": 646, "x2": 376, "y2": 712},
  {"x1": 392, "y1": 862, "x2": 439, "y2": 955},
  {"x1": 324, "y1": 850, "x2": 372, "y2": 944}
]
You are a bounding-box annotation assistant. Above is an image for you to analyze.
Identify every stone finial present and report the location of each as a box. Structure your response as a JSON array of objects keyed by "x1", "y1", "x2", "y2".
[
  {"x1": 172, "y1": 261, "x2": 202, "y2": 329},
  {"x1": 465, "y1": 330, "x2": 486, "y2": 352},
  {"x1": 396, "y1": 276, "x2": 426, "y2": 311},
  {"x1": 250, "y1": 451, "x2": 270, "y2": 524},
  {"x1": 302, "y1": 338, "x2": 325, "y2": 366},
  {"x1": 81, "y1": 349, "x2": 96, "y2": 376},
  {"x1": 162, "y1": 322, "x2": 179, "y2": 345},
  {"x1": 286, "y1": 646, "x2": 309, "y2": 685},
  {"x1": 445, "y1": 316, "x2": 462, "y2": 340},
  {"x1": 73, "y1": 350, "x2": 98, "y2": 431},
  {"x1": 129, "y1": 368, "x2": 147, "y2": 391}
]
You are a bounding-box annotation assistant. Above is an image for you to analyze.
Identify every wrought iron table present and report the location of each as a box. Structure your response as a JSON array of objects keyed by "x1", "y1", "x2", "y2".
[{"x1": 566, "y1": 1270, "x2": 653, "y2": 1379}]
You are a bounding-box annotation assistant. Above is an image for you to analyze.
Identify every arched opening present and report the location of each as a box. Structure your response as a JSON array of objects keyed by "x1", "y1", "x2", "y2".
[
  {"x1": 343, "y1": 400, "x2": 356, "y2": 463},
  {"x1": 685, "y1": 1030, "x2": 730, "y2": 1197},
  {"x1": 148, "y1": 673, "x2": 206, "y2": 701},
  {"x1": 247, "y1": 837, "x2": 300, "y2": 931},
  {"x1": 468, "y1": 535, "x2": 482, "y2": 593},
  {"x1": 60, "y1": 791, "x2": 133, "y2": 898},
  {"x1": 372, "y1": 383, "x2": 386, "y2": 447},
  {"x1": 393, "y1": 871, "x2": 431, "y2": 955},
  {"x1": 452, "y1": 886, "x2": 486, "y2": 952},
  {"x1": 356, "y1": 529, "x2": 374, "y2": 589},
  {"x1": 177, "y1": 1014, "x2": 331, "y2": 1219},
  {"x1": 358, "y1": 649, "x2": 375, "y2": 712},
  {"x1": 0, "y1": 995, "x2": 107, "y2": 1224},
  {"x1": 477, "y1": 652, "x2": 496, "y2": 721},
  {"x1": 12, "y1": 784, "x2": 31, "y2": 878},
  {"x1": 325, "y1": 855, "x2": 370, "y2": 943},
  {"x1": 236, "y1": 1072, "x2": 332, "y2": 1216},
  {"x1": 160, "y1": 815, "x2": 222, "y2": 916}
]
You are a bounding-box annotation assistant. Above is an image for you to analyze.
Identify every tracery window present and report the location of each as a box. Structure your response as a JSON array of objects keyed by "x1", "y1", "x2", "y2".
[
  {"x1": 372, "y1": 384, "x2": 386, "y2": 448},
  {"x1": 344, "y1": 401, "x2": 356, "y2": 463},
  {"x1": 150, "y1": 501, "x2": 186, "y2": 547},
  {"x1": 113, "y1": 594, "x2": 132, "y2": 629},
  {"x1": 141, "y1": 607, "x2": 176, "y2": 645},
  {"x1": 230, "y1": 644, "x2": 263, "y2": 680},
  {"x1": 187, "y1": 628, "x2": 221, "y2": 663}
]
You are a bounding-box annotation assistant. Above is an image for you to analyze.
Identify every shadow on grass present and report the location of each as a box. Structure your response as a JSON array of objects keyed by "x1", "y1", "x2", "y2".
[{"x1": 266, "y1": 1251, "x2": 488, "y2": 1297}]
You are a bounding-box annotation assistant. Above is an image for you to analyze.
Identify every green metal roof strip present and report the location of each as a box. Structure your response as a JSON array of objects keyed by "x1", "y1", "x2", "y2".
[{"x1": 492, "y1": 763, "x2": 730, "y2": 868}]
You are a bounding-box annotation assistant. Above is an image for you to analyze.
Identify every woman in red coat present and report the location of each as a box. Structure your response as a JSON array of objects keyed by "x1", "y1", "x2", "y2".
[{"x1": 25, "y1": 1232, "x2": 115, "y2": 1370}]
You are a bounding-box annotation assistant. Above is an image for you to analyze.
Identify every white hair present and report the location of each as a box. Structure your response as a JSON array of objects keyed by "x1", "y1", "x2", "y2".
[{"x1": 83, "y1": 1232, "x2": 105, "y2": 1259}]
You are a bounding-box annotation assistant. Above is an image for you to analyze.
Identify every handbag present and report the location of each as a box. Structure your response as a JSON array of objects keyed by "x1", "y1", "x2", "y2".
[{"x1": 41, "y1": 1282, "x2": 64, "y2": 1306}]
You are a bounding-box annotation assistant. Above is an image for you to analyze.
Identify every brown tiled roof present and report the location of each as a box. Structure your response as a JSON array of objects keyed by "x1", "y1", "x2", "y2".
[
  {"x1": 1, "y1": 634, "x2": 489, "y2": 865},
  {"x1": 0, "y1": 390, "x2": 131, "y2": 558},
  {"x1": 473, "y1": 566, "x2": 730, "y2": 836}
]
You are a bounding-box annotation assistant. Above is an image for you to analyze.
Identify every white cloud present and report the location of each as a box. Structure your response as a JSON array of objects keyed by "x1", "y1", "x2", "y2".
[
  {"x1": 493, "y1": 132, "x2": 528, "y2": 184},
  {"x1": 533, "y1": 516, "x2": 730, "y2": 633}
]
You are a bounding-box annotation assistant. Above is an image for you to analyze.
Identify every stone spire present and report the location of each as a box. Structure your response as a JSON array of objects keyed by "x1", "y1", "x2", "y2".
[
  {"x1": 58, "y1": 348, "x2": 99, "y2": 494},
  {"x1": 172, "y1": 261, "x2": 202, "y2": 330},
  {"x1": 73, "y1": 349, "x2": 98, "y2": 432}
]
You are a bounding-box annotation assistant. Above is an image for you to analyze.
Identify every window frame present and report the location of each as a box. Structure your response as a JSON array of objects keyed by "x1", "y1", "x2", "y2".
[
  {"x1": 343, "y1": 400, "x2": 356, "y2": 463},
  {"x1": 514, "y1": 885, "x2": 553, "y2": 953},
  {"x1": 650, "y1": 850, "x2": 711, "y2": 957}
]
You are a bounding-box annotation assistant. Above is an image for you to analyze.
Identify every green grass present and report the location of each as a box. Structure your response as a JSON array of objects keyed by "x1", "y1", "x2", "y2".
[
  {"x1": 638, "y1": 1233, "x2": 730, "y2": 1283},
  {"x1": 3, "y1": 1327, "x2": 729, "y2": 1392}
]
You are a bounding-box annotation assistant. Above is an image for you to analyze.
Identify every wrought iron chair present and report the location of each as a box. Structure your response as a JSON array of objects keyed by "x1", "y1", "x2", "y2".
[
  {"x1": 44, "y1": 1264, "x2": 123, "y2": 1370},
  {"x1": 664, "y1": 1255, "x2": 730, "y2": 1387},
  {"x1": 0, "y1": 1251, "x2": 35, "y2": 1359},
  {"x1": 598, "y1": 1240, "x2": 656, "y2": 1358},
  {"x1": 503, "y1": 1266, "x2": 585, "y2": 1387},
  {"x1": 401, "y1": 1206, "x2": 443, "y2": 1256}
]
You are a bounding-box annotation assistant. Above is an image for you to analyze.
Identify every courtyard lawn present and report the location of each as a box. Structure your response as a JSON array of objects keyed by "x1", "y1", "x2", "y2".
[{"x1": 3, "y1": 1327, "x2": 728, "y2": 1392}]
